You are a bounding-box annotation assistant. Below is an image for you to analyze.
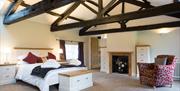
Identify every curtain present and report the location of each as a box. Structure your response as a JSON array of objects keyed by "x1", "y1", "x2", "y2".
[
  {"x1": 78, "y1": 42, "x2": 84, "y2": 66},
  {"x1": 60, "y1": 40, "x2": 66, "y2": 60}
]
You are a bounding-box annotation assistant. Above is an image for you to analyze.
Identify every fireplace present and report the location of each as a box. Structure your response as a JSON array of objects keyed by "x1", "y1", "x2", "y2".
[
  {"x1": 112, "y1": 55, "x2": 129, "y2": 74},
  {"x1": 109, "y1": 52, "x2": 132, "y2": 76}
]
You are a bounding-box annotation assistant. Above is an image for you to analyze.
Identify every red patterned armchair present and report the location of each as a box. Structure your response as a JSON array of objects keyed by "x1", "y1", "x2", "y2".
[{"x1": 138, "y1": 55, "x2": 176, "y2": 87}]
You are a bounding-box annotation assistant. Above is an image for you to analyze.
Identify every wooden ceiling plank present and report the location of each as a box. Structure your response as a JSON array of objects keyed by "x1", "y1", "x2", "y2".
[{"x1": 51, "y1": 3, "x2": 180, "y2": 31}]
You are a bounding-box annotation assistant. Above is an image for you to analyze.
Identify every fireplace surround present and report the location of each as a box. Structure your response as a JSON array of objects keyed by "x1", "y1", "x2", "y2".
[{"x1": 109, "y1": 52, "x2": 132, "y2": 76}]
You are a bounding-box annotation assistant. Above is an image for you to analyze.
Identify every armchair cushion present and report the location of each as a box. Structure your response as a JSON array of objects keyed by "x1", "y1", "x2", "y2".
[{"x1": 155, "y1": 57, "x2": 167, "y2": 65}]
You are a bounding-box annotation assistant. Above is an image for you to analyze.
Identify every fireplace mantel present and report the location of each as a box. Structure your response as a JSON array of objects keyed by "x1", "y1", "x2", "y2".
[{"x1": 108, "y1": 51, "x2": 132, "y2": 76}]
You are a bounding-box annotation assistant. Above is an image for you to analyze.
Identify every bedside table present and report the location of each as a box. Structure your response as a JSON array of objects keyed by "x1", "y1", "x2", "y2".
[{"x1": 0, "y1": 64, "x2": 16, "y2": 85}]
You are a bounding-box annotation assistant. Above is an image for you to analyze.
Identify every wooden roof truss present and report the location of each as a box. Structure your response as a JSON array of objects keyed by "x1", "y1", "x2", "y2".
[{"x1": 4, "y1": 0, "x2": 180, "y2": 36}]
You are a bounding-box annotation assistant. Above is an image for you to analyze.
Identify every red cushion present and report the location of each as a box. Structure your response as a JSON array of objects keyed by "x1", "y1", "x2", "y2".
[
  {"x1": 37, "y1": 57, "x2": 43, "y2": 63},
  {"x1": 47, "y1": 52, "x2": 56, "y2": 60},
  {"x1": 23, "y1": 52, "x2": 38, "y2": 64}
]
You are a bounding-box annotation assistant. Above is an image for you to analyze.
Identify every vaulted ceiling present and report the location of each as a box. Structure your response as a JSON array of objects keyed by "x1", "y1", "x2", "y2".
[
  {"x1": 2, "y1": 0, "x2": 180, "y2": 35},
  {"x1": 3, "y1": 0, "x2": 178, "y2": 25}
]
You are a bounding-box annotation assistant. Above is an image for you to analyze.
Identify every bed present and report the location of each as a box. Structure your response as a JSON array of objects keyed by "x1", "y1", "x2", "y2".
[
  {"x1": 13, "y1": 47, "x2": 87, "y2": 91},
  {"x1": 16, "y1": 63, "x2": 87, "y2": 91}
]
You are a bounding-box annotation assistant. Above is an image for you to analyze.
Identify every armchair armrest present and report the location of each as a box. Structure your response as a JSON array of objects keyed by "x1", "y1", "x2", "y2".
[
  {"x1": 155, "y1": 64, "x2": 175, "y2": 73},
  {"x1": 154, "y1": 64, "x2": 175, "y2": 82},
  {"x1": 138, "y1": 63, "x2": 155, "y2": 78}
]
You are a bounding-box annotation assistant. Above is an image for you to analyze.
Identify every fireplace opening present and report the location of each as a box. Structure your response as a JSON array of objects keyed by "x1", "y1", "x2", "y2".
[{"x1": 112, "y1": 55, "x2": 129, "y2": 74}]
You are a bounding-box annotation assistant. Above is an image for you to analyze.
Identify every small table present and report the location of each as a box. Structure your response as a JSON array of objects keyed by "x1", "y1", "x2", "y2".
[
  {"x1": 0, "y1": 64, "x2": 16, "y2": 85},
  {"x1": 59, "y1": 70, "x2": 93, "y2": 91}
]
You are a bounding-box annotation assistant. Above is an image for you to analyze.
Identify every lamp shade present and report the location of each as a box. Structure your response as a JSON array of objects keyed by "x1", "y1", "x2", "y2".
[{"x1": 58, "y1": 49, "x2": 63, "y2": 54}]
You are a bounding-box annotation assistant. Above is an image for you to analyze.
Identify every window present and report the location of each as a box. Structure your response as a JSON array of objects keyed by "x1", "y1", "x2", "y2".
[{"x1": 65, "y1": 42, "x2": 79, "y2": 60}]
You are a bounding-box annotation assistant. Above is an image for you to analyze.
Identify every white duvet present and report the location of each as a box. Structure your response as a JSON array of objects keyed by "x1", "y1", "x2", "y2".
[{"x1": 16, "y1": 63, "x2": 87, "y2": 91}]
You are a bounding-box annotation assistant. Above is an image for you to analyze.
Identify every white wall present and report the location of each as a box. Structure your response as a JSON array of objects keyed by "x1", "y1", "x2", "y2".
[
  {"x1": 0, "y1": 1, "x2": 89, "y2": 66},
  {"x1": 0, "y1": 15, "x2": 59, "y2": 63},
  {"x1": 100, "y1": 28, "x2": 180, "y2": 76},
  {"x1": 53, "y1": 30, "x2": 90, "y2": 68},
  {"x1": 0, "y1": 18, "x2": 90, "y2": 67},
  {"x1": 100, "y1": 32, "x2": 137, "y2": 76},
  {"x1": 137, "y1": 29, "x2": 180, "y2": 62}
]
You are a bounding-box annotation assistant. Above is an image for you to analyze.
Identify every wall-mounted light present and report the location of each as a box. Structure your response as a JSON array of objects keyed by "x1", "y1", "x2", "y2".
[
  {"x1": 102, "y1": 34, "x2": 107, "y2": 39},
  {"x1": 4, "y1": 47, "x2": 11, "y2": 54},
  {"x1": 0, "y1": 47, "x2": 12, "y2": 64},
  {"x1": 154, "y1": 28, "x2": 175, "y2": 34}
]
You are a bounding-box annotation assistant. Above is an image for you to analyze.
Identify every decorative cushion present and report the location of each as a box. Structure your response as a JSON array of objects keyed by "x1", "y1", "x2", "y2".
[
  {"x1": 155, "y1": 57, "x2": 167, "y2": 65},
  {"x1": 47, "y1": 52, "x2": 56, "y2": 60},
  {"x1": 23, "y1": 52, "x2": 38, "y2": 64},
  {"x1": 68, "y1": 59, "x2": 81, "y2": 66},
  {"x1": 37, "y1": 57, "x2": 43, "y2": 63}
]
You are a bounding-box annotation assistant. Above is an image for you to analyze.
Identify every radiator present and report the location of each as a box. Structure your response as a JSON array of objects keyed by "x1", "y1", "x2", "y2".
[{"x1": 174, "y1": 61, "x2": 180, "y2": 80}]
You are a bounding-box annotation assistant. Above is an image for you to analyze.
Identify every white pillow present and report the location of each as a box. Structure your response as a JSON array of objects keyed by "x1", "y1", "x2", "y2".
[
  {"x1": 69, "y1": 59, "x2": 81, "y2": 66},
  {"x1": 41, "y1": 59, "x2": 60, "y2": 68},
  {"x1": 17, "y1": 60, "x2": 29, "y2": 65},
  {"x1": 17, "y1": 55, "x2": 27, "y2": 61}
]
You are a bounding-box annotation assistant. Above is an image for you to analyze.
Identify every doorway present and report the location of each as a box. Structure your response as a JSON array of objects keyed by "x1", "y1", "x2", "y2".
[{"x1": 91, "y1": 37, "x2": 100, "y2": 69}]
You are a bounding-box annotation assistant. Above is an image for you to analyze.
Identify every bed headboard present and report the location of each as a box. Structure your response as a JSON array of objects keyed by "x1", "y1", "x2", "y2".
[{"x1": 11, "y1": 47, "x2": 54, "y2": 63}]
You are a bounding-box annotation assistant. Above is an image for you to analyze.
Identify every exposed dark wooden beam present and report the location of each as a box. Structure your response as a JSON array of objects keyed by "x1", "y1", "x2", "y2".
[
  {"x1": 99, "y1": 0, "x2": 117, "y2": 17},
  {"x1": 168, "y1": 13, "x2": 180, "y2": 18},
  {"x1": 86, "y1": 0, "x2": 99, "y2": 7},
  {"x1": 125, "y1": 0, "x2": 153, "y2": 8},
  {"x1": 79, "y1": 26, "x2": 92, "y2": 35},
  {"x1": 15, "y1": 1, "x2": 84, "y2": 22},
  {"x1": 120, "y1": 1, "x2": 127, "y2": 29},
  {"x1": 51, "y1": 2, "x2": 81, "y2": 26},
  {"x1": 125, "y1": 0, "x2": 180, "y2": 18},
  {"x1": 47, "y1": 11, "x2": 84, "y2": 21},
  {"x1": 174, "y1": 0, "x2": 180, "y2": 3},
  {"x1": 82, "y1": 2, "x2": 98, "y2": 14},
  {"x1": 5, "y1": 0, "x2": 24, "y2": 16},
  {"x1": 98, "y1": 0, "x2": 103, "y2": 15},
  {"x1": 4, "y1": 0, "x2": 81, "y2": 24},
  {"x1": 104, "y1": 0, "x2": 122, "y2": 15},
  {"x1": 51, "y1": 3, "x2": 180, "y2": 31},
  {"x1": 7, "y1": 0, "x2": 84, "y2": 22},
  {"x1": 79, "y1": 21, "x2": 180, "y2": 36},
  {"x1": 79, "y1": 0, "x2": 117, "y2": 35}
]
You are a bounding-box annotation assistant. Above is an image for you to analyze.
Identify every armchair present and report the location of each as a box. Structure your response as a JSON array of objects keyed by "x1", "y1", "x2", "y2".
[{"x1": 138, "y1": 55, "x2": 176, "y2": 87}]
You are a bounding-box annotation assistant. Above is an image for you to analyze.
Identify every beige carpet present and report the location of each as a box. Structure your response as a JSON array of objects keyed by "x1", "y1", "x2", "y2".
[{"x1": 0, "y1": 72, "x2": 180, "y2": 91}]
